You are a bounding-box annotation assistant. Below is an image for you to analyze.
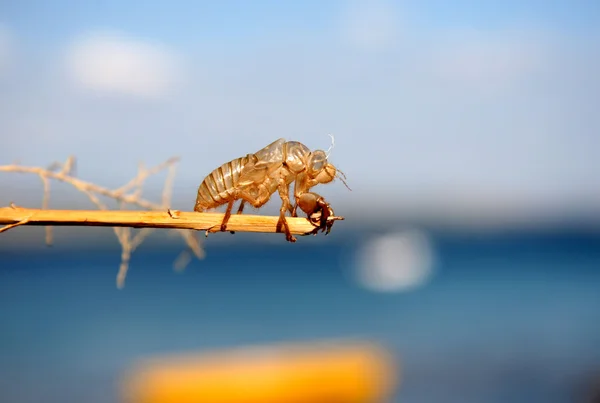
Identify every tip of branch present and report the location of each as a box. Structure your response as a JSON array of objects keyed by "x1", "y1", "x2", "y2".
[{"x1": 328, "y1": 216, "x2": 345, "y2": 222}]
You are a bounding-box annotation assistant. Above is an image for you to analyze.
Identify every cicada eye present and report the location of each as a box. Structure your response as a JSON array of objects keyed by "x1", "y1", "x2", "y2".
[{"x1": 309, "y1": 150, "x2": 327, "y2": 174}]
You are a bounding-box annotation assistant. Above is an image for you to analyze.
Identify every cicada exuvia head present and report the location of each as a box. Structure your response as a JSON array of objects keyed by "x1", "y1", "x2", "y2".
[{"x1": 306, "y1": 149, "x2": 351, "y2": 190}]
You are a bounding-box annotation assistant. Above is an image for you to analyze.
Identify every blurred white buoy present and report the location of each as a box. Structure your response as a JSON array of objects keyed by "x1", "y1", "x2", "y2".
[{"x1": 353, "y1": 229, "x2": 435, "y2": 292}]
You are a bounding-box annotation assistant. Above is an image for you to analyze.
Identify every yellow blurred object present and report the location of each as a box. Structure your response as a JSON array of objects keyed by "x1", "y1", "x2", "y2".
[{"x1": 120, "y1": 339, "x2": 399, "y2": 403}]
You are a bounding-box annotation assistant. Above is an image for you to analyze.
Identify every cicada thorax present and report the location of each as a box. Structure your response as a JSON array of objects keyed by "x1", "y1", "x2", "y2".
[
  {"x1": 282, "y1": 141, "x2": 311, "y2": 173},
  {"x1": 194, "y1": 154, "x2": 254, "y2": 211}
]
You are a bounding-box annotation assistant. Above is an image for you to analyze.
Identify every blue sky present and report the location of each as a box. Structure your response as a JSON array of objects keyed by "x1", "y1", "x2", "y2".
[
  {"x1": 3, "y1": 0, "x2": 599, "y2": 45},
  {"x1": 1, "y1": 0, "x2": 599, "y2": 225}
]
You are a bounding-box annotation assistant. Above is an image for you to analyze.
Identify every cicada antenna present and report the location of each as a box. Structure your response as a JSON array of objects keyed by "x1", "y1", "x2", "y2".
[
  {"x1": 336, "y1": 168, "x2": 352, "y2": 191},
  {"x1": 324, "y1": 133, "x2": 350, "y2": 190},
  {"x1": 325, "y1": 133, "x2": 335, "y2": 159}
]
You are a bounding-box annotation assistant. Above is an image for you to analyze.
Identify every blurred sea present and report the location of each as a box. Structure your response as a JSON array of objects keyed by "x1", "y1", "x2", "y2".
[{"x1": 1, "y1": 228, "x2": 600, "y2": 403}]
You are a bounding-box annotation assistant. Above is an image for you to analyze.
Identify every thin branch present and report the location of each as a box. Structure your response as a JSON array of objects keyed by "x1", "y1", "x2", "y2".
[
  {"x1": 0, "y1": 207, "x2": 343, "y2": 234},
  {"x1": 0, "y1": 206, "x2": 343, "y2": 286}
]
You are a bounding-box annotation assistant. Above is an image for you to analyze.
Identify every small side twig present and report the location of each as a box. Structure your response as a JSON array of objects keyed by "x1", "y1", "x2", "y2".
[
  {"x1": 0, "y1": 156, "x2": 202, "y2": 288},
  {"x1": 0, "y1": 217, "x2": 32, "y2": 234}
]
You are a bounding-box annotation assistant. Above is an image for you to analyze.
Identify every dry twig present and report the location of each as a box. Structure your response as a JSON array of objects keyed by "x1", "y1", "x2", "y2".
[
  {"x1": 0, "y1": 207, "x2": 339, "y2": 233},
  {"x1": 0, "y1": 156, "x2": 200, "y2": 288},
  {"x1": 0, "y1": 157, "x2": 344, "y2": 288}
]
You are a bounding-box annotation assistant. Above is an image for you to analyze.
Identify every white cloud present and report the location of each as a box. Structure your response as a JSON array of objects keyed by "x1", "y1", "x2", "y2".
[
  {"x1": 65, "y1": 31, "x2": 182, "y2": 99},
  {"x1": 353, "y1": 230, "x2": 435, "y2": 292},
  {"x1": 337, "y1": 0, "x2": 400, "y2": 51}
]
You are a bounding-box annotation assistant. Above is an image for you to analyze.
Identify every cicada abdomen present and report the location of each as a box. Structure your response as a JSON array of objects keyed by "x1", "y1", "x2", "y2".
[{"x1": 193, "y1": 154, "x2": 255, "y2": 212}]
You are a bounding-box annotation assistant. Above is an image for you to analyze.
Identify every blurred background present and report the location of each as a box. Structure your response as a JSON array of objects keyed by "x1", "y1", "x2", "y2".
[{"x1": 1, "y1": 0, "x2": 599, "y2": 402}]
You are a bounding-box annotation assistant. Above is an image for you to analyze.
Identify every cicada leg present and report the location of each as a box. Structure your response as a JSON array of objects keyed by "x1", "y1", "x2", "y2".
[
  {"x1": 236, "y1": 200, "x2": 246, "y2": 215},
  {"x1": 275, "y1": 179, "x2": 296, "y2": 243},
  {"x1": 211, "y1": 186, "x2": 270, "y2": 235},
  {"x1": 296, "y1": 192, "x2": 336, "y2": 235},
  {"x1": 228, "y1": 200, "x2": 246, "y2": 235},
  {"x1": 220, "y1": 199, "x2": 235, "y2": 232}
]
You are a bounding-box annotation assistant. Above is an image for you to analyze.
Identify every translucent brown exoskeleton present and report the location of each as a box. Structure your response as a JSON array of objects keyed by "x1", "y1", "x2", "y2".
[{"x1": 193, "y1": 138, "x2": 350, "y2": 242}]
